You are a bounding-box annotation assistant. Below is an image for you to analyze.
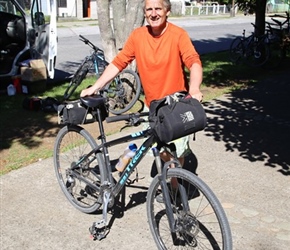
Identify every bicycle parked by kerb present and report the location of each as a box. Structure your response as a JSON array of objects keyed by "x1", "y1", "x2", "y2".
[
  {"x1": 53, "y1": 91, "x2": 232, "y2": 249},
  {"x1": 63, "y1": 35, "x2": 142, "y2": 115},
  {"x1": 229, "y1": 23, "x2": 270, "y2": 67}
]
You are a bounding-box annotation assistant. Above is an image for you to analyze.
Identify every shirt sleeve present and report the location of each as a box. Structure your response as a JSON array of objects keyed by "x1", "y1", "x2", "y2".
[
  {"x1": 179, "y1": 31, "x2": 202, "y2": 69},
  {"x1": 112, "y1": 31, "x2": 136, "y2": 71}
]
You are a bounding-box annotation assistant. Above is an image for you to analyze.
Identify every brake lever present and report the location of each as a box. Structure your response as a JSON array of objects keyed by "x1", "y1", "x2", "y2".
[{"x1": 119, "y1": 117, "x2": 143, "y2": 132}]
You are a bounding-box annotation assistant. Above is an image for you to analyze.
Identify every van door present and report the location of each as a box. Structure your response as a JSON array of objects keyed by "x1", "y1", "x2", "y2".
[{"x1": 30, "y1": 0, "x2": 57, "y2": 79}]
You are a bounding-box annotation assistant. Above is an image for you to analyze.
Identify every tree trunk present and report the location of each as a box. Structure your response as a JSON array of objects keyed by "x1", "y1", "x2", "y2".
[
  {"x1": 96, "y1": 0, "x2": 116, "y2": 62},
  {"x1": 96, "y1": 0, "x2": 144, "y2": 63},
  {"x1": 254, "y1": 0, "x2": 267, "y2": 36}
]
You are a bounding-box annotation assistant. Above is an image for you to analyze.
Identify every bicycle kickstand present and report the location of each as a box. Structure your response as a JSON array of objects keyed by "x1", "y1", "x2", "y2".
[{"x1": 89, "y1": 191, "x2": 111, "y2": 240}]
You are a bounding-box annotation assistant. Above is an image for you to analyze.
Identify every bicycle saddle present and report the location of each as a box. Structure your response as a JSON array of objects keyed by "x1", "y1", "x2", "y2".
[{"x1": 80, "y1": 95, "x2": 106, "y2": 108}]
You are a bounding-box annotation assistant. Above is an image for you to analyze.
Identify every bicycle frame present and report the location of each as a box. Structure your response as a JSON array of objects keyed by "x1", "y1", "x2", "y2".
[
  {"x1": 68, "y1": 107, "x2": 187, "y2": 238},
  {"x1": 71, "y1": 122, "x2": 154, "y2": 197},
  {"x1": 92, "y1": 52, "x2": 108, "y2": 76}
]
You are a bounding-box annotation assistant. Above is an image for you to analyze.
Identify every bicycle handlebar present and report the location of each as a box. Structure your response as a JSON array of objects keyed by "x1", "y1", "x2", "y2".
[
  {"x1": 106, "y1": 112, "x2": 149, "y2": 124},
  {"x1": 79, "y1": 34, "x2": 103, "y2": 53},
  {"x1": 269, "y1": 11, "x2": 289, "y2": 19}
]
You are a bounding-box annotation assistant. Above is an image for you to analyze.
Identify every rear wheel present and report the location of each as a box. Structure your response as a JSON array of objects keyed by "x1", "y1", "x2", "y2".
[
  {"x1": 104, "y1": 69, "x2": 141, "y2": 115},
  {"x1": 147, "y1": 168, "x2": 232, "y2": 249},
  {"x1": 229, "y1": 37, "x2": 244, "y2": 64},
  {"x1": 54, "y1": 125, "x2": 105, "y2": 214}
]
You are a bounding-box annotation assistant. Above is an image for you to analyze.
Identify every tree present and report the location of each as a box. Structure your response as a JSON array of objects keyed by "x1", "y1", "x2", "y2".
[
  {"x1": 236, "y1": 0, "x2": 268, "y2": 36},
  {"x1": 96, "y1": 0, "x2": 145, "y2": 63}
]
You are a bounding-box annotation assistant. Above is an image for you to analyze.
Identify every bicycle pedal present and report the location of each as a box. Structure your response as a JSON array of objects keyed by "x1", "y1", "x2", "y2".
[{"x1": 89, "y1": 221, "x2": 109, "y2": 241}]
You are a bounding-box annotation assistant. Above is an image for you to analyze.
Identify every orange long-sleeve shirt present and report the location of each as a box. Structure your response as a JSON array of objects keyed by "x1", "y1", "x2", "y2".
[{"x1": 112, "y1": 22, "x2": 202, "y2": 106}]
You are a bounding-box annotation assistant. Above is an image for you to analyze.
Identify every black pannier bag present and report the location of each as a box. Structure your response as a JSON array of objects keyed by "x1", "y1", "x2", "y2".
[
  {"x1": 57, "y1": 99, "x2": 108, "y2": 125},
  {"x1": 149, "y1": 91, "x2": 207, "y2": 143}
]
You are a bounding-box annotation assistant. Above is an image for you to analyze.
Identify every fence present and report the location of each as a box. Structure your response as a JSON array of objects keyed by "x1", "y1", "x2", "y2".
[
  {"x1": 184, "y1": 4, "x2": 236, "y2": 16},
  {"x1": 266, "y1": 3, "x2": 289, "y2": 13}
]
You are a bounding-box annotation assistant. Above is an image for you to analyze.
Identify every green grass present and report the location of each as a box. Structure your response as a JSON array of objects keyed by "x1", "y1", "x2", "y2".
[
  {"x1": 1, "y1": 50, "x2": 289, "y2": 175},
  {"x1": 46, "y1": 77, "x2": 96, "y2": 100},
  {"x1": 0, "y1": 76, "x2": 97, "y2": 175}
]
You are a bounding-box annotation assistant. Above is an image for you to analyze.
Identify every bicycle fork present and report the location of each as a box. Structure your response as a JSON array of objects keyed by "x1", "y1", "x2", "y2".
[{"x1": 152, "y1": 148, "x2": 190, "y2": 233}]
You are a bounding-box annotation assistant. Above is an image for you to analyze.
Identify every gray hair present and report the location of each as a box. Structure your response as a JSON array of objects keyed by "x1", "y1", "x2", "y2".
[{"x1": 143, "y1": 0, "x2": 172, "y2": 12}]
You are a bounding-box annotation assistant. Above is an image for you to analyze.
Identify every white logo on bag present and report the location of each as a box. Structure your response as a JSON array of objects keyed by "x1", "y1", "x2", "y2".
[
  {"x1": 66, "y1": 103, "x2": 82, "y2": 109},
  {"x1": 181, "y1": 111, "x2": 194, "y2": 123}
]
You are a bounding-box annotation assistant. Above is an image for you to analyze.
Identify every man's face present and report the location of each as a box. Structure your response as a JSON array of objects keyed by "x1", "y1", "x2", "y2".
[{"x1": 144, "y1": 0, "x2": 170, "y2": 29}]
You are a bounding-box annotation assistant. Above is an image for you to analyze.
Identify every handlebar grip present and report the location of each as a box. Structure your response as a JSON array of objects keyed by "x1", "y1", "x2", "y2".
[
  {"x1": 79, "y1": 34, "x2": 99, "y2": 51},
  {"x1": 79, "y1": 34, "x2": 87, "y2": 42},
  {"x1": 106, "y1": 114, "x2": 132, "y2": 123}
]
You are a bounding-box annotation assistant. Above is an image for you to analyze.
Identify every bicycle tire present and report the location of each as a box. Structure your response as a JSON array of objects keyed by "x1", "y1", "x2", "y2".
[
  {"x1": 147, "y1": 168, "x2": 232, "y2": 250},
  {"x1": 245, "y1": 37, "x2": 270, "y2": 67},
  {"x1": 229, "y1": 37, "x2": 244, "y2": 64},
  {"x1": 54, "y1": 125, "x2": 105, "y2": 214},
  {"x1": 63, "y1": 60, "x2": 91, "y2": 101},
  {"x1": 104, "y1": 69, "x2": 141, "y2": 115}
]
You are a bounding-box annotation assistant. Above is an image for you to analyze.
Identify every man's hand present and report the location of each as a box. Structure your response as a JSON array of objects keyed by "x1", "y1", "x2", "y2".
[
  {"x1": 80, "y1": 86, "x2": 97, "y2": 97},
  {"x1": 80, "y1": 63, "x2": 120, "y2": 98},
  {"x1": 190, "y1": 89, "x2": 203, "y2": 102}
]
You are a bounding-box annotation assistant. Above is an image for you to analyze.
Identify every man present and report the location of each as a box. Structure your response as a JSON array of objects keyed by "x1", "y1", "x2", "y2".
[{"x1": 81, "y1": 0, "x2": 202, "y2": 171}]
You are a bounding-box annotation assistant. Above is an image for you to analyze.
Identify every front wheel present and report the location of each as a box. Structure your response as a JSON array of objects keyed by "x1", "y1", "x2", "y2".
[
  {"x1": 147, "y1": 168, "x2": 232, "y2": 249},
  {"x1": 104, "y1": 69, "x2": 142, "y2": 115},
  {"x1": 245, "y1": 38, "x2": 270, "y2": 67},
  {"x1": 53, "y1": 125, "x2": 105, "y2": 214}
]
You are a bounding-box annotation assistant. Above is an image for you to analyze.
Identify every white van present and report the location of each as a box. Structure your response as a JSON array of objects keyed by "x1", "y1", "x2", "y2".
[{"x1": 0, "y1": 0, "x2": 57, "y2": 79}]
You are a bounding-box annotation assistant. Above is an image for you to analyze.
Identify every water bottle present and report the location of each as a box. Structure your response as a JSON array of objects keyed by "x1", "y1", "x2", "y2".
[
  {"x1": 7, "y1": 84, "x2": 16, "y2": 96},
  {"x1": 115, "y1": 143, "x2": 137, "y2": 172}
]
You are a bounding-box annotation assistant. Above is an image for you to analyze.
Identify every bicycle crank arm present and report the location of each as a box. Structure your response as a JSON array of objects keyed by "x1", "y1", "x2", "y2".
[{"x1": 89, "y1": 191, "x2": 111, "y2": 240}]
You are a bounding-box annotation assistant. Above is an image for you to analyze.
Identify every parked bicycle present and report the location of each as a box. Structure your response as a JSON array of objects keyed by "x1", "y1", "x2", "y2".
[
  {"x1": 229, "y1": 23, "x2": 270, "y2": 67},
  {"x1": 63, "y1": 35, "x2": 142, "y2": 115},
  {"x1": 53, "y1": 93, "x2": 232, "y2": 249},
  {"x1": 263, "y1": 11, "x2": 290, "y2": 69}
]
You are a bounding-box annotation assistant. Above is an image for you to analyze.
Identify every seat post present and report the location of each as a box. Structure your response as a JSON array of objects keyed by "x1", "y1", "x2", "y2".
[{"x1": 96, "y1": 108, "x2": 106, "y2": 144}]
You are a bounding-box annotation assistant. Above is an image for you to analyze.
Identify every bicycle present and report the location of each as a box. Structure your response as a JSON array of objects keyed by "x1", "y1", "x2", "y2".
[
  {"x1": 263, "y1": 11, "x2": 290, "y2": 69},
  {"x1": 63, "y1": 35, "x2": 142, "y2": 115},
  {"x1": 229, "y1": 23, "x2": 270, "y2": 67},
  {"x1": 53, "y1": 94, "x2": 232, "y2": 249}
]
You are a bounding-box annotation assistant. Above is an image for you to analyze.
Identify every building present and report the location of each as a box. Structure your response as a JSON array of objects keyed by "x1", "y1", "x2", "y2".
[{"x1": 57, "y1": 0, "x2": 98, "y2": 19}]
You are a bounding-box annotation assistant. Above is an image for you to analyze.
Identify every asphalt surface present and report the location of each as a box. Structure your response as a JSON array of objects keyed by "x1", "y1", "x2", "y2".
[{"x1": 1, "y1": 16, "x2": 290, "y2": 250}]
